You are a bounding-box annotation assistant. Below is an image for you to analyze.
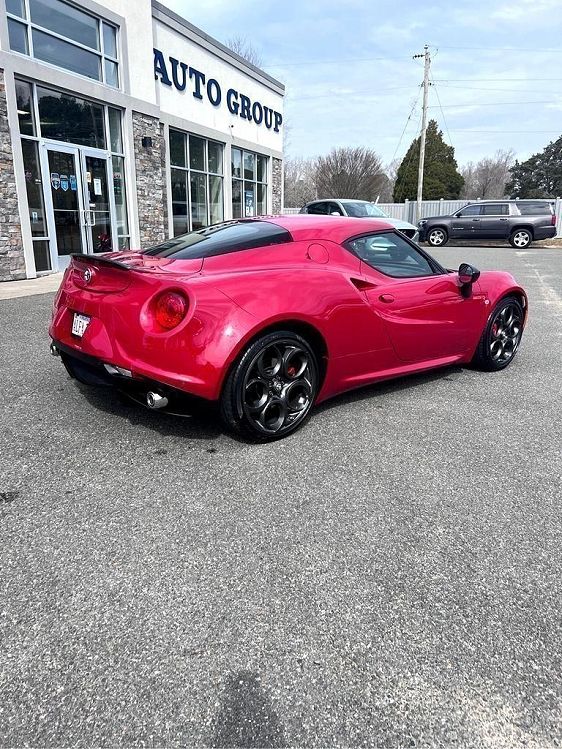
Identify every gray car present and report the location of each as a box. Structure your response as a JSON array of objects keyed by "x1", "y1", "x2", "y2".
[
  {"x1": 299, "y1": 199, "x2": 419, "y2": 242},
  {"x1": 418, "y1": 199, "x2": 557, "y2": 249}
]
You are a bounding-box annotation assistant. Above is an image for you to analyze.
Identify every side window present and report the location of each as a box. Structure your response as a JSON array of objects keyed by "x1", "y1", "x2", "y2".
[
  {"x1": 458, "y1": 204, "x2": 482, "y2": 217},
  {"x1": 348, "y1": 232, "x2": 437, "y2": 278},
  {"x1": 481, "y1": 204, "x2": 508, "y2": 215},
  {"x1": 327, "y1": 202, "x2": 343, "y2": 215},
  {"x1": 517, "y1": 202, "x2": 553, "y2": 216},
  {"x1": 308, "y1": 202, "x2": 328, "y2": 215}
]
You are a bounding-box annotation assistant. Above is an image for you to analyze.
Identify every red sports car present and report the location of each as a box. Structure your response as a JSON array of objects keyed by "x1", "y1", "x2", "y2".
[{"x1": 50, "y1": 216, "x2": 527, "y2": 441}]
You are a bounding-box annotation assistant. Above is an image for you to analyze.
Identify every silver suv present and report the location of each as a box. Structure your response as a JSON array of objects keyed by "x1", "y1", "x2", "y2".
[
  {"x1": 300, "y1": 199, "x2": 419, "y2": 242},
  {"x1": 418, "y1": 200, "x2": 557, "y2": 249}
]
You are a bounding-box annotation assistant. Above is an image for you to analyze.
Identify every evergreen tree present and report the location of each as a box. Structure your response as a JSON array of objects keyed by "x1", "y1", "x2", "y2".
[
  {"x1": 507, "y1": 135, "x2": 562, "y2": 198},
  {"x1": 393, "y1": 120, "x2": 464, "y2": 201}
]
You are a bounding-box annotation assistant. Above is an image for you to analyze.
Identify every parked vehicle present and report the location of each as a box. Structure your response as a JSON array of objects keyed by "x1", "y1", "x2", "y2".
[
  {"x1": 50, "y1": 216, "x2": 527, "y2": 441},
  {"x1": 300, "y1": 199, "x2": 419, "y2": 241},
  {"x1": 418, "y1": 199, "x2": 556, "y2": 248}
]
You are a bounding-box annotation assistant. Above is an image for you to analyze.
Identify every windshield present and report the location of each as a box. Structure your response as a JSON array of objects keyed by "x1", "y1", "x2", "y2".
[{"x1": 343, "y1": 202, "x2": 387, "y2": 218}]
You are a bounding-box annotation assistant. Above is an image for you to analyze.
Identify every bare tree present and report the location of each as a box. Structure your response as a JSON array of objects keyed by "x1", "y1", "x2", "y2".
[
  {"x1": 226, "y1": 36, "x2": 263, "y2": 68},
  {"x1": 314, "y1": 147, "x2": 385, "y2": 200},
  {"x1": 284, "y1": 157, "x2": 317, "y2": 208},
  {"x1": 461, "y1": 149, "x2": 516, "y2": 199}
]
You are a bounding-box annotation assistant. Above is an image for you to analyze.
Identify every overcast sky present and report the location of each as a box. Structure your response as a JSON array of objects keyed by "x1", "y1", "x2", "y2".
[{"x1": 161, "y1": 0, "x2": 562, "y2": 169}]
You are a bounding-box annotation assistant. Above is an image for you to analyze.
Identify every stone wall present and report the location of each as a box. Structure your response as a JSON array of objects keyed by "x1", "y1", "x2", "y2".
[
  {"x1": 132, "y1": 112, "x2": 167, "y2": 248},
  {"x1": 271, "y1": 157, "x2": 282, "y2": 215},
  {"x1": 0, "y1": 69, "x2": 26, "y2": 281}
]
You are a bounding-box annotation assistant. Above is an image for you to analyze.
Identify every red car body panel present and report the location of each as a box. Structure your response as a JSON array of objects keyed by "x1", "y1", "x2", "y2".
[{"x1": 49, "y1": 216, "x2": 528, "y2": 404}]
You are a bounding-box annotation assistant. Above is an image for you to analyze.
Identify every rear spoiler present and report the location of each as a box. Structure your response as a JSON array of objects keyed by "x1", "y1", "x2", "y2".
[{"x1": 70, "y1": 253, "x2": 130, "y2": 271}]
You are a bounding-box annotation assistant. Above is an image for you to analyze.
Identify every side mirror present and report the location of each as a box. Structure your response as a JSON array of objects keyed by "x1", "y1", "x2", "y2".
[{"x1": 458, "y1": 263, "x2": 481, "y2": 297}]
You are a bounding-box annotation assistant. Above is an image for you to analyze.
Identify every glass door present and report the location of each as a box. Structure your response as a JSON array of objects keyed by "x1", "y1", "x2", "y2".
[
  {"x1": 80, "y1": 151, "x2": 115, "y2": 254},
  {"x1": 42, "y1": 144, "x2": 87, "y2": 270}
]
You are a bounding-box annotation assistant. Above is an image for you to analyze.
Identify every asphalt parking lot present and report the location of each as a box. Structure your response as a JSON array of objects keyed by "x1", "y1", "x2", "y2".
[{"x1": 1, "y1": 245, "x2": 561, "y2": 748}]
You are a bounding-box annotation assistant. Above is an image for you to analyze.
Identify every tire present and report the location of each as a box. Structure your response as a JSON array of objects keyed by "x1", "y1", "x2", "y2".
[
  {"x1": 220, "y1": 330, "x2": 319, "y2": 441},
  {"x1": 509, "y1": 228, "x2": 532, "y2": 249},
  {"x1": 427, "y1": 227, "x2": 448, "y2": 247},
  {"x1": 472, "y1": 296, "x2": 524, "y2": 371}
]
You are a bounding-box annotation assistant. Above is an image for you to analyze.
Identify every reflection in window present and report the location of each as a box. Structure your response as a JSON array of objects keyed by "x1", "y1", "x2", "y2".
[
  {"x1": 15, "y1": 79, "x2": 35, "y2": 136},
  {"x1": 348, "y1": 232, "x2": 436, "y2": 278},
  {"x1": 169, "y1": 129, "x2": 224, "y2": 235},
  {"x1": 7, "y1": 0, "x2": 119, "y2": 87},
  {"x1": 37, "y1": 86, "x2": 105, "y2": 148},
  {"x1": 232, "y1": 147, "x2": 268, "y2": 217}
]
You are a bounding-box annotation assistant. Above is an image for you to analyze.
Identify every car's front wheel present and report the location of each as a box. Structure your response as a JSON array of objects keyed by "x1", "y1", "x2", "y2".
[
  {"x1": 472, "y1": 296, "x2": 524, "y2": 371},
  {"x1": 220, "y1": 331, "x2": 319, "y2": 441},
  {"x1": 510, "y1": 228, "x2": 532, "y2": 249},
  {"x1": 427, "y1": 227, "x2": 448, "y2": 247}
]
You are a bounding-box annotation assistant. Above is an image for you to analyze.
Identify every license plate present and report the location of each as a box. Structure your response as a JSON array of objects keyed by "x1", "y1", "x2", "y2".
[{"x1": 72, "y1": 312, "x2": 91, "y2": 338}]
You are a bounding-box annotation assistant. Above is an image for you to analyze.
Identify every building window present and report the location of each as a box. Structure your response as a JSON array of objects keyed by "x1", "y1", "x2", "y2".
[
  {"x1": 7, "y1": 0, "x2": 119, "y2": 87},
  {"x1": 231, "y1": 147, "x2": 268, "y2": 218},
  {"x1": 15, "y1": 78, "x2": 130, "y2": 265},
  {"x1": 169, "y1": 130, "x2": 224, "y2": 236}
]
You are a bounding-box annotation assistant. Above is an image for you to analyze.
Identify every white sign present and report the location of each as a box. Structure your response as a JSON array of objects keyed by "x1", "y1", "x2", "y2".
[{"x1": 93, "y1": 178, "x2": 102, "y2": 196}]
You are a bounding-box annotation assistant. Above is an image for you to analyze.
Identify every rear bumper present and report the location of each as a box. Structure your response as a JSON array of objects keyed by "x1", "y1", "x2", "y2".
[
  {"x1": 52, "y1": 339, "x2": 211, "y2": 410},
  {"x1": 533, "y1": 226, "x2": 557, "y2": 241}
]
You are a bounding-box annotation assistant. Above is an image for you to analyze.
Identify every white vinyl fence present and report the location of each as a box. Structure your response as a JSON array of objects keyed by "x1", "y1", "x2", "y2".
[{"x1": 284, "y1": 198, "x2": 562, "y2": 237}]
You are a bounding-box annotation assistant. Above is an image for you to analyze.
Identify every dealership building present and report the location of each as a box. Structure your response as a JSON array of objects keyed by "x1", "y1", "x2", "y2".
[{"x1": 0, "y1": 0, "x2": 284, "y2": 280}]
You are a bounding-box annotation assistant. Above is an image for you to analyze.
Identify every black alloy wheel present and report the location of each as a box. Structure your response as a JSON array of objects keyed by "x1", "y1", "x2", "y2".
[
  {"x1": 220, "y1": 331, "x2": 319, "y2": 441},
  {"x1": 472, "y1": 296, "x2": 524, "y2": 371}
]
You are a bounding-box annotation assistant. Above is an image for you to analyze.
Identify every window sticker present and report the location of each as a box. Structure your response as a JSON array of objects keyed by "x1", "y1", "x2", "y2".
[
  {"x1": 69, "y1": 175, "x2": 77, "y2": 191},
  {"x1": 93, "y1": 178, "x2": 102, "y2": 196},
  {"x1": 50, "y1": 172, "x2": 60, "y2": 190},
  {"x1": 60, "y1": 174, "x2": 69, "y2": 191}
]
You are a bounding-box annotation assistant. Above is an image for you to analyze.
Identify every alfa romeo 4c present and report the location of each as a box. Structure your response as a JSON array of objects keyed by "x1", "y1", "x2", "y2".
[{"x1": 50, "y1": 216, "x2": 527, "y2": 441}]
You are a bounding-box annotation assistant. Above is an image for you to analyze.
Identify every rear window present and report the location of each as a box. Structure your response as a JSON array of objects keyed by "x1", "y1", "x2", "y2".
[
  {"x1": 143, "y1": 220, "x2": 292, "y2": 259},
  {"x1": 516, "y1": 202, "x2": 554, "y2": 216}
]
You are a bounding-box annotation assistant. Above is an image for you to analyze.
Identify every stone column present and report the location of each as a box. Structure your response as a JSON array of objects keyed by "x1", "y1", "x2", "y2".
[
  {"x1": 271, "y1": 157, "x2": 282, "y2": 215},
  {"x1": 132, "y1": 112, "x2": 167, "y2": 248},
  {"x1": 0, "y1": 69, "x2": 26, "y2": 281}
]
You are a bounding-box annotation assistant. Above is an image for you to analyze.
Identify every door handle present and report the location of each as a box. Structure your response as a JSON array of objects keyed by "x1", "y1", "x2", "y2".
[
  {"x1": 379, "y1": 293, "x2": 395, "y2": 303},
  {"x1": 500, "y1": 218, "x2": 508, "y2": 221},
  {"x1": 472, "y1": 218, "x2": 481, "y2": 222}
]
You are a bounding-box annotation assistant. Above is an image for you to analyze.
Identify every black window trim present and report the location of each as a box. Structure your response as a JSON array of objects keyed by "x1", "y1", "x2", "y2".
[{"x1": 343, "y1": 229, "x2": 447, "y2": 279}]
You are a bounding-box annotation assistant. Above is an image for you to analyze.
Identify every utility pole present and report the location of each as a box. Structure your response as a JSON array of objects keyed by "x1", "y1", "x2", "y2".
[{"x1": 413, "y1": 45, "x2": 430, "y2": 221}]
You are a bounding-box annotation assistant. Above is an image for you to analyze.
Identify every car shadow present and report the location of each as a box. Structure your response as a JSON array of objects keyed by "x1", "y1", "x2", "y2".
[
  {"x1": 71, "y1": 365, "x2": 466, "y2": 443},
  {"x1": 314, "y1": 364, "x2": 465, "y2": 415},
  {"x1": 73, "y1": 380, "x2": 223, "y2": 441}
]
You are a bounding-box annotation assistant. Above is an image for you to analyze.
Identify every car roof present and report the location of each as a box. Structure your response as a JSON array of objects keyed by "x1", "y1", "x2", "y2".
[
  {"x1": 254, "y1": 214, "x2": 395, "y2": 243},
  {"x1": 307, "y1": 198, "x2": 372, "y2": 204},
  {"x1": 466, "y1": 199, "x2": 553, "y2": 203}
]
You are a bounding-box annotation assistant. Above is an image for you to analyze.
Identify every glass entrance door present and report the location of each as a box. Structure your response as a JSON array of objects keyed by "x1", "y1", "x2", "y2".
[
  {"x1": 81, "y1": 152, "x2": 114, "y2": 254},
  {"x1": 41, "y1": 144, "x2": 117, "y2": 270},
  {"x1": 45, "y1": 146, "x2": 86, "y2": 267}
]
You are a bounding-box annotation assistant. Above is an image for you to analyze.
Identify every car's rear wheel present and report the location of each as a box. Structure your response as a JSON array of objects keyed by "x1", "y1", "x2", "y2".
[
  {"x1": 472, "y1": 296, "x2": 524, "y2": 371},
  {"x1": 220, "y1": 331, "x2": 319, "y2": 441},
  {"x1": 510, "y1": 228, "x2": 532, "y2": 249},
  {"x1": 428, "y1": 227, "x2": 448, "y2": 247}
]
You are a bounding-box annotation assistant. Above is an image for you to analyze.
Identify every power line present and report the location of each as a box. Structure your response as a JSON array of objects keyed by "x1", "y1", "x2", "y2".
[
  {"x1": 433, "y1": 77, "x2": 562, "y2": 82},
  {"x1": 429, "y1": 75, "x2": 454, "y2": 151},
  {"x1": 262, "y1": 54, "x2": 411, "y2": 68},
  {"x1": 431, "y1": 44, "x2": 562, "y2": 52},
  {"x1": 428, "y1": 100, "x2": 561, "y2": 108},
  {"x1": 390, "y1": 92, "x2": 421, "y2": 164}
]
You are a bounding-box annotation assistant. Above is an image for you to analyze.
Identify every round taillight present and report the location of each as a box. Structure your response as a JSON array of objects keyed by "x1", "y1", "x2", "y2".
[{"x1": 154, "y1": 291, "x2": 188, "y2": 330}]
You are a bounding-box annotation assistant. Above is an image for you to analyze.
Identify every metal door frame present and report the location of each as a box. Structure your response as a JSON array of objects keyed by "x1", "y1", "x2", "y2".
[{"x1": 40, "y1": 142, "x2": 87, "y2": 272}]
